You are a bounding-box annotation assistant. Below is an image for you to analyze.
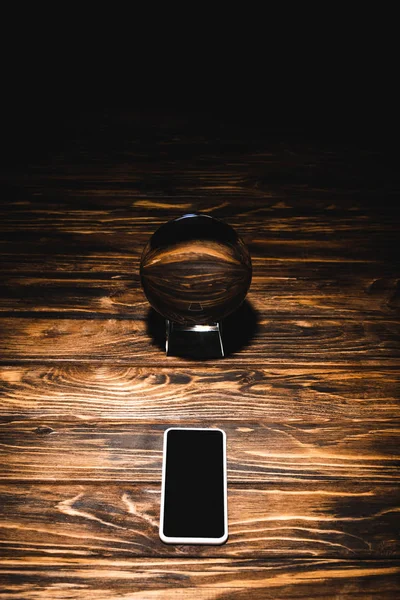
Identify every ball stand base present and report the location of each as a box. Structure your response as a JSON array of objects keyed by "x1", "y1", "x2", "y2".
[{"x1": 166, "y1": 320, "x2": 224, "y2": 359}]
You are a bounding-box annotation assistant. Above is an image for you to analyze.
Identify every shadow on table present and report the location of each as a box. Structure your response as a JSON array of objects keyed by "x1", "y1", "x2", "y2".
[{"x1": 146, "y1": 299, "x2": 259, "y2": 359}]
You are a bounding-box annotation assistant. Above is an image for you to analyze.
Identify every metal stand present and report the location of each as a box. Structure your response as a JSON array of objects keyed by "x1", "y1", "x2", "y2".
[{"x1": 166, "y1": 320, "x2": 224, "y2": 359}]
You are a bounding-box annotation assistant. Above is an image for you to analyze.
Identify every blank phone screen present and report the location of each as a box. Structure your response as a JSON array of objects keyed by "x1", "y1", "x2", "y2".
[{"x1": 163, "y1": 429, "x2": 225, "y2": 539}]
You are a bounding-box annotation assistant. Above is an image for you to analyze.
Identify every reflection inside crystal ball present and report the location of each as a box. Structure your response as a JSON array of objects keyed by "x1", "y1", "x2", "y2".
[{"x1": 140, "y1": 214, "x2": 252, "y2": 325}]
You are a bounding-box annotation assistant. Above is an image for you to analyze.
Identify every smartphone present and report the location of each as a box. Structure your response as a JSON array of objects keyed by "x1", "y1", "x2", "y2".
[{"x1": 159, "y1": 427, "x2": 228, "y2": 545}]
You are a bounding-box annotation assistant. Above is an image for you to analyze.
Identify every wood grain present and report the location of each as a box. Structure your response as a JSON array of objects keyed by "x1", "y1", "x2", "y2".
[
  {"x1": 0, "y1": 555, "x2": 400, "y2": 600},
  {"x1": 1, "y1": 198, "x2": 399, "y2": 236},
  {"x1": 0, "y1": 274, "x2": 399, "y2": 318},
  {"x1": 0, "y1": 482, "x2": 399, "y2": 559},
  {"x1": 0, "y1": 420, "x2": 398, "y2": 483},
  {"x1": 1, "y1": 558, "x2": 399, "y2": 599},
  {"x1": 0, "y1": 208, "x2": 398, "y2": 265},
  {"x1": 1, "y1": 317, "x2": 399, "y2": 365},
  {"x1": 1, "y1": 199, "x2": 398, "y2": 317},
  {"x1": 1, "y1": 365, "x2": 398, "y2": 422}
]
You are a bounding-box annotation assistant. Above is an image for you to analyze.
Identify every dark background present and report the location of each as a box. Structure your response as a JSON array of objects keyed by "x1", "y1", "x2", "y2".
[{"x1": 2, "y1": 37, "x2": 398, "y2": 171}]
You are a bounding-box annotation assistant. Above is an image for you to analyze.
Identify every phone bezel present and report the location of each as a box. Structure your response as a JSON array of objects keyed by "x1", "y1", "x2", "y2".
[{"x1": 159, "y1": 427, "x2": 228, "y2": 545}]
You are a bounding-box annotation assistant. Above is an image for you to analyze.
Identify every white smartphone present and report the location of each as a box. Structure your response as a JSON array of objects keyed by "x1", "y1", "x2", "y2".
[{"x1": 159, "y1": 427, "x2": 228, "y2": 545}]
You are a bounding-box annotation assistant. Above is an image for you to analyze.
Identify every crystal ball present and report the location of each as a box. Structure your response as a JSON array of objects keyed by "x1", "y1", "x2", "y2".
[{"x1": 140, "y1": 214, "x2": 252, "y2": 325}]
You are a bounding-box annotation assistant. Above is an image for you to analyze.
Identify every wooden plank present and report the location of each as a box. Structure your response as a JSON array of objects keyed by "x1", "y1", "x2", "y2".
[
  {"x1": 0, "y1": 317, "x2": 399, "y2": 365},
  {"x1": 1, "y1": 256, "x2": 398, "y2": 282},
  {"x1": 1, "y1": 240, "x2": 398, "y2": 277},
  {"x1": 1, "y1": 557, "x2": 399, "y2": 599},
  {"x1": 0, "y1": 274, "x2": 398, "y2": 318},
  {"x1": 1, "y1": 365, "x2": 398, "y2": 422},
  {"x1": 1, "y1": 189, "x2": 399, "y2": 212},
  {"x1": 0, "y1": 420, "x2": 398, "y2": 483},
  {"x1": 0, "y1": 214, "x2": 398, "y2": 262},
  {"x1": 1, "y1": 197, "x2": 399, "y2": 274},
  {"x1": 1, "y1": 195, "x2": 398, "y2": 279},
  {"x1": 1, "y1": 197, "x2": 399, "y2": 227},
  {"x1": 0, "y1": 482, "x2": 398, "y2": 558}
]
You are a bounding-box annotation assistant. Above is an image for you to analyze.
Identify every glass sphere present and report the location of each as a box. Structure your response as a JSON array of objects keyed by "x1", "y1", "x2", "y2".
[{"x1": 140, "y1": 214, "x2": 252, "y2": 325}]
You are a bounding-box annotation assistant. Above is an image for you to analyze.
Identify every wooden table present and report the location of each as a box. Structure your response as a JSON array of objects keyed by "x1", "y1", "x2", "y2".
[{"x1": 1, "y1": 111, "x2": 399, "y2": 598}]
